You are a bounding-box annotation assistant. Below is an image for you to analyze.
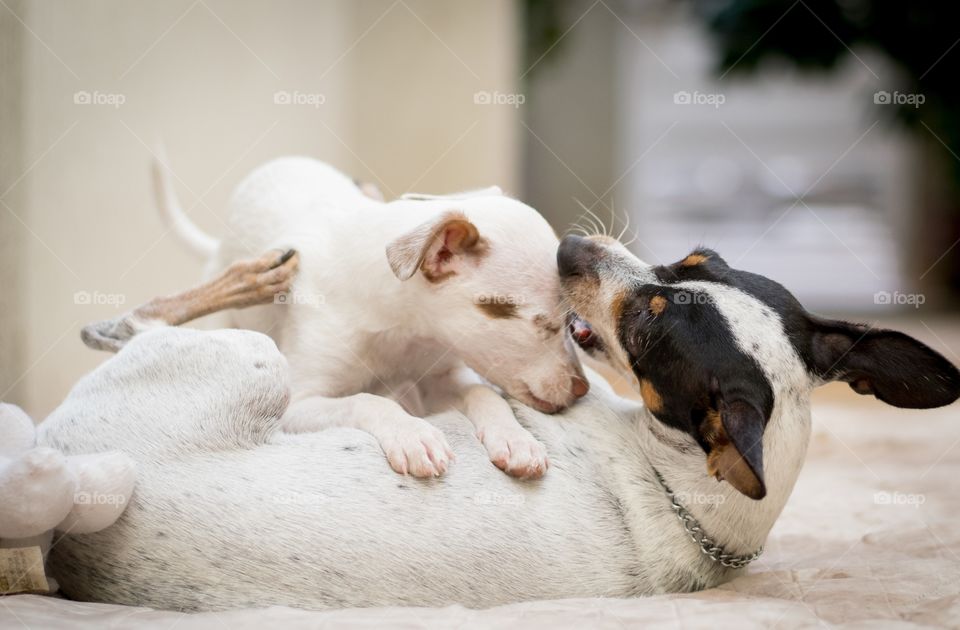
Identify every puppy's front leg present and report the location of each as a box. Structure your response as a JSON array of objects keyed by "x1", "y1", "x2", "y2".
[
  {"x1": 459, "y1": 384, "x2": 549, "y2": 479},
  {"x1": 282, "y1": 394, "x2": 453, "y2": 478},
  {"x1": 440, "y1": 369, "x2": 548, "y2": 479}
]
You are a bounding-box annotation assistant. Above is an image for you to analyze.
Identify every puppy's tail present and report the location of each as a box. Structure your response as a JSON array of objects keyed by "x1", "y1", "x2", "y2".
[{"x1": 151, "y1": 146, "x2": 218, "y2": 259}]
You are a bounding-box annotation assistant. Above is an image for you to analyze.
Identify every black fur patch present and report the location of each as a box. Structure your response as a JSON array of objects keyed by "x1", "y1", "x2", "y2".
[
  {"x1": 615, "y1": 279, "x2": 774, "y2": 451},
  {"x1": 652, "y1": 248, "x2": 960, "y2": 409}
]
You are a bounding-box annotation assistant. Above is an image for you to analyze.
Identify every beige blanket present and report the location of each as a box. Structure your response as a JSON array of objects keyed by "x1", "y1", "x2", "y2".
[{"x1": 3, "y1": 396, "x2": 959, "y2": 628}]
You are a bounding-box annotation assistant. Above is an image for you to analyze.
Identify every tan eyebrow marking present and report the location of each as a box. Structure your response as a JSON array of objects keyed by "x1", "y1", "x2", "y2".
[
  {"x1": 681, "y1": 253, "x2": 709, "y2": 267},
  {"x1": 477, "y1": 301, "x2": 520, "y2": 319},
  {"x1": 611, "y1": 288, "x2": 629, "y2": 322},
  {"x1": 639, "y1": 378, "x2": 663, "y2": 413},
  {"x1": 649, "y1": 295, "x2": 668, "y2": 315}
]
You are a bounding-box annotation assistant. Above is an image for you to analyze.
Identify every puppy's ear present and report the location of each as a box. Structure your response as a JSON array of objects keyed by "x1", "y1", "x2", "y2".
[
  {"x1": 701, "y1": 399, "x2": 767, "y2": 500},
  {"x1": 810, "y1": 318, "x2": 960, "y2": 409},
  {"x1": 386, "y1": 211, "x2": 483, "y2": 281}
]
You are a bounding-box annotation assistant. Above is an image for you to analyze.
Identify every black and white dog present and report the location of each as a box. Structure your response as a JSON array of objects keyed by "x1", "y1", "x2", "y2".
[{"x1": 41, "y1": 235, "x2": 959, "y2": 611}]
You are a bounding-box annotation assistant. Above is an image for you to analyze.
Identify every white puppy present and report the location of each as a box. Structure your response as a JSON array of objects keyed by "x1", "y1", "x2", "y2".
[{"x1": 86, "y1": 158, "x2": 588, "y2": 479}]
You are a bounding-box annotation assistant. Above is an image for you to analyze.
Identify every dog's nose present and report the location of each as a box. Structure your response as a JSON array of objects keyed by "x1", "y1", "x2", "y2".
[
  {"x1": 571, "y1": 375, "x2": 589, "y2": 398},
  {"x1": 557, "y1": 235, "x2": 587, "y2": 278}
]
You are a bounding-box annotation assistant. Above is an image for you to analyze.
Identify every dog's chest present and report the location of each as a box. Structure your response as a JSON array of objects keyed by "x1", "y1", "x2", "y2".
[{"x1": 363, "y1": 331, "x2": 453, "y2": 379}]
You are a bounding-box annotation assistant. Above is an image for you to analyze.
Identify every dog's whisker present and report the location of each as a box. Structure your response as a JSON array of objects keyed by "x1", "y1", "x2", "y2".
[
  {"x1": 616, "y1": 207, "x2": 632, "y2": 242},
  {"x1": 574, "y1": 213, "x2": 600, "y2": 238},
  {"x1": 573, "y1": 200, "x2": 604, "y2": 237},
  {"x1": 621, "y1": 225, "x2": 640, "y2": 248},
  {"x1": 567, "y1": 223, "x2": 591, "y2": 238},
  {"x1": 582, "y1": 204, "x2": 608, "y2": 237}
]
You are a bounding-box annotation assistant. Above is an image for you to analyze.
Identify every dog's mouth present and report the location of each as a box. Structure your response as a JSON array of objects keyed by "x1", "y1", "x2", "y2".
[
  {"x1": 567, "y1": 314, "x2": 606, "y2": 357},
  {"x1": 569, "y1": 316, "x2": 598, "y2": 350}
]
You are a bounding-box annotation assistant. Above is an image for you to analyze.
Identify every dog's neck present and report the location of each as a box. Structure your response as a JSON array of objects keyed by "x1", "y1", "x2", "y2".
[
  {"x1": 591, "y1": 390, "x2": 810, "y2": 591},
  {"x1": 634, "y1": 397, "x2": 812, "y2": 560}
]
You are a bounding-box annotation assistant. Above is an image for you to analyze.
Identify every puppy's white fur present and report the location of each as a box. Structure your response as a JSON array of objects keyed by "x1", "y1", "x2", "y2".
[{"x1": 157, "y1": 158, "x2": 587, "y2": 478}]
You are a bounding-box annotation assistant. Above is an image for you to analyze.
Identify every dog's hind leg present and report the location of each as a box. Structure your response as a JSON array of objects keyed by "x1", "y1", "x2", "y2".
[{"x1": 81, "y1": 248, "x2": 300, "y2": 352}]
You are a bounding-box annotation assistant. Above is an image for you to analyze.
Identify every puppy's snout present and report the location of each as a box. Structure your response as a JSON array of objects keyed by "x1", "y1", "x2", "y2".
[{"x1": 571, "y1": 375, "x2": 589, "y2": 399}]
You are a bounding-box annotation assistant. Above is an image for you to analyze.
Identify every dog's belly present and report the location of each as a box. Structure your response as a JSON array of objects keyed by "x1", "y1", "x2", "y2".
[{"x1": 48, "y1": 414, "x2": 643, "y2": 611}]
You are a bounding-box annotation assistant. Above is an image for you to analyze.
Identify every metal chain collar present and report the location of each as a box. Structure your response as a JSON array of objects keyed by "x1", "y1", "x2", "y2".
[{"x1": 652, "y1": 469, "x2": 763, "y2": 569}]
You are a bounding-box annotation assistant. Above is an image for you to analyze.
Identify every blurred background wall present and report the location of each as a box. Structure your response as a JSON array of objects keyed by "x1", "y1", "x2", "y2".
[
  {"x1": 2, "y1": 0, "x2": 959, "y2": 418},
  {"x1": 0, "y1": 0, "x2": 520, "y2": 417}
]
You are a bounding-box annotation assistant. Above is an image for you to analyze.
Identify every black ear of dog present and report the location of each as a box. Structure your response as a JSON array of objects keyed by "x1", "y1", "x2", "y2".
[{"x1": 809, "y1": 318, "x2": 960, "y2": 409}]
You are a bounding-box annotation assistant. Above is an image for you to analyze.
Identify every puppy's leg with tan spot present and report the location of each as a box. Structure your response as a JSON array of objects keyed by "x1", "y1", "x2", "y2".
[{"x1": 81, "y1": 249, "x2": 299, "y2": 352}]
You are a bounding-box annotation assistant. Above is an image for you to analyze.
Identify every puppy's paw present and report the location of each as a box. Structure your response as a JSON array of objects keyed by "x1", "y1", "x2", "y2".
[
  {"x1": 477, "y1": 424, "x2": 549, "y2": 480},
  {"x1": 380, "y1": 418, "x2": 454, "y2": 478},
  {"x1": 81, "y1": 317, "x2": 140, "y2": 352},
  {"x1": 226, "y1": 248, "x2": 300, "y2": 305}
]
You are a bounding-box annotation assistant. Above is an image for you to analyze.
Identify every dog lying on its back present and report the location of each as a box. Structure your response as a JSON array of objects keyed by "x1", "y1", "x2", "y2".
[
  {"x1": 84, "y1": 158, "x2": 588, "y2": 479},
  {"x1": 49, "y1": 234, "x2": 959, "y2": 611}
]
